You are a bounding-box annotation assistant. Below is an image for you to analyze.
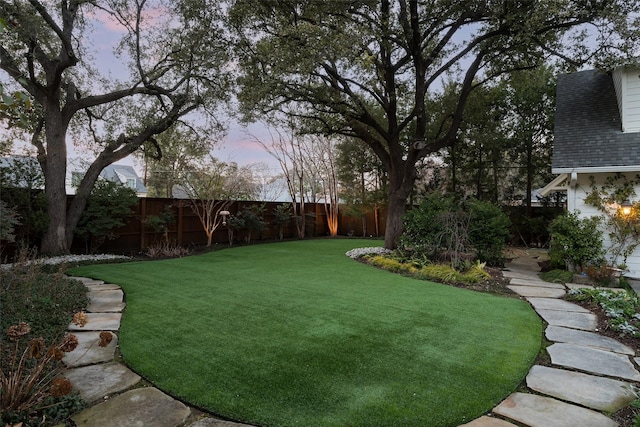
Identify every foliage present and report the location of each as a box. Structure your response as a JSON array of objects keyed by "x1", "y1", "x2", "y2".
[
  {"x1": 584, "y1": 173, "x2": 640, "y2": 268},
  {"x1": 468, "y1": 199, "x2": 511, "y2": 266},
  {"x1": 230, "y1": 0, "x2": 639, "y2": 249},
  {"x1": 1, "y1": 323, "x2": 81, "y2": 425},
  {"x1": 0, "y1": 156, "x2": 48, "y2": 246},
  {"x1": 272, "y1": 203, "x2": 293, "y2": 241},
  {"x1": 74, "y1": 180, "x2": 138, "y2": 254},
  {"x1": 232, "y1": 204, "x2": 266, "y2": 244},
  {"x1": 0, "y1": 255, "x2": 89, "y2": 426},
  {"x1": 144, "y1": 241, "x2": 191, "y2": 259},
  {"x1": 144, "y1": 205, "x2": 175, "y2": 244},
  {"x1": 399, "y1": 193, "x2": 510, "y2": 266},
  {"x1": 548, "y1": 212, "x2": 605, "y2": 270},
  {"x1": 0, "y1": 0, "x2": 232, "y2": 255},
  {"x1": 0, "y1": 199, "x2": 20, "y2": 243},
  {"x1": 180, "y1": 157, "x2": 256, "y2": 247},
  {"x1": 567, "y1": 288, "x2": 640, "y2": 338}
]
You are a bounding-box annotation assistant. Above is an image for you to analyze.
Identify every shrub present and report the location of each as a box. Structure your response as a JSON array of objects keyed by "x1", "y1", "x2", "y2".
[
  {"x1": 548, "y1": 212, "x2": 605, "y2": 271},
  {"x1": 467, "y1": 200, "x2": 511, "y2": 266},
  {"x1": 400, "y1": 193, "x2": 510, "y2": 266},
  {"x1": 417, "y1": 264, "x2": 464, "y2": 283},
  {"x1": 367, "y1": 255, "x2": 417, "y2": 274},
  {"x1": 463, "y1": 261, "x2": 491, "y2": 283}
]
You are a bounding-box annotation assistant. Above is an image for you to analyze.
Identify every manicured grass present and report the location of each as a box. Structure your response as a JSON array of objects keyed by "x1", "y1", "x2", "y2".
[{"x1": 69, "y1": 239, "x2": 541, "y2": 427}]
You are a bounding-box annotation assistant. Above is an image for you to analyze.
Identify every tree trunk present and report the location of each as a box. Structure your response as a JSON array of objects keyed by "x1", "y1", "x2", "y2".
[
  {"x1": 384, "y1": 192, "x2": 408, "y2": 249},
  {"x1": 40, "y1": 115, "x2": 70, "y2": 255}
]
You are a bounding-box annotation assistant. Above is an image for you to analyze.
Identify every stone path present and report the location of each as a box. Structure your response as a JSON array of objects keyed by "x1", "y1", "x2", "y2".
[
  {"x1": 60, "y1": 276, "x2": 251, "y2": 427},
  {"x1": 460, "y1": 251, "x2": 638, "y2": 427},
  {"x1": 63, "y1": 251, "x2": 639, "y2": 426}
]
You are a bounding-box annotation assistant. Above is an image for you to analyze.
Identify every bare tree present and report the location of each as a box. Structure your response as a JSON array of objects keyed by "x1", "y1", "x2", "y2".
[
  {"x1": 305, "y1": 134, "x2": 339, "y2": 236},
  {"x1": 180, "y1": 158, "x2": 255, "y2": 247}
]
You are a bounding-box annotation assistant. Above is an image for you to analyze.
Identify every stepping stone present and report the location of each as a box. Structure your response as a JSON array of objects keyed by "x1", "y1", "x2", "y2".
[
  {"x1": 86, "y1": 301, "x2": 126, "y2": 313},
  {"x1": 71, "y1": 387, "x2": 191, "y2": 427},
  {"x1": 536, "y1": 309, "x2": 597, "y2": 331},
  {"x1": 458, "y1": 415, "x2": 518, "y2": 426},
  {"x1": 63, "y1": 362, "x2": 141, "y2": 403},
  {"x1": 63, "y1": 331, "x2": 118, "y2": 367},
  {"x1": 510, "y1": 278, "x2": 565, "y2": 289},
  {"x1": 502, "y1": 270, "x2": 540, "y2": 280},
  {"x1": 70, "y1": 277, "x2": 104, "y2": 285},
  {"x1": 86, "y1": 289, "x2": 125, "y2": 312},
  {"x1": 87, "y1": 289, "x2": 124, "y2": 302},
  {"x1": 545, "y1": 325, "x2": 635, "y2": 355},
  {"x1": 526, "y1": 365, "x2": 636, "y2": 412},
  {"x1": 527, "y1": 298, "x2": 590, "y2": 313},
  {"x1": 188, "y1": 418, "x2": 254, "y2": 427},
  {"x1": 68, "y1": 313, "x2": 122, "y2": 331},
  {"x1": 493, "y1": 392, "x2": 618, "y2": 427},
  {"x1": 547, "y1": 342, "x2": 640, "y2": 381},
  {"x1": 84, "y1": 283, "x2": 122, "y2": 291},
  {"x1": 507, "y1": 285, "x2": 565, "y2": 298}
]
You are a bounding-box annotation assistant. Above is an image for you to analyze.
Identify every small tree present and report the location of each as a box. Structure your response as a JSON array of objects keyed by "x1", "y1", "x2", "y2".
[
  {"x1": 74, "y1": 180, "x2": 138, "y2": 254},
  {"x1": 273, "y1": 203, "x2": 293, "y2": 241},
  {"x1": 180, "y1": 158, "x2": 256, "y2": 247},
  {"x1": 238, "y1": 204, "x2": 266, "y2": 244},
  {"x1": 144, "y1": 205, "x2": 175, "y2": 245}
]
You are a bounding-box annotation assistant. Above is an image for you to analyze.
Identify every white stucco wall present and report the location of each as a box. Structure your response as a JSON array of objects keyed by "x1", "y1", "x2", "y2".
[{"x1": 569, "y1": 172, "x2": 640, "y2": 278}]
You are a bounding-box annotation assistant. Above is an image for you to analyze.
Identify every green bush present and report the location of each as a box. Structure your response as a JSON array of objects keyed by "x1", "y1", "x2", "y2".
[
  {"x1": 400, "y1": 193, "x2": 510, "y2": 266},
  {"x1": 468, "y1": 200, "x2": 511, "y2": 266},
  {"x1": 548, "y1": 212, "x2": 605, "y2": 270}
]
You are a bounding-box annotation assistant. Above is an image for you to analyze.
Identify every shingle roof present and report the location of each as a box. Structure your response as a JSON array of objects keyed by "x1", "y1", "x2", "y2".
[{"x1": 552, "y1": 68, "x2": 640, "y2": 172}]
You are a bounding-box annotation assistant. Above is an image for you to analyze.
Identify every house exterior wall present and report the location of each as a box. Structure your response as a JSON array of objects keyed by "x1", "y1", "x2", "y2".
[
  {"x1": 569, "y1": 172, "x2": 640, "y2": 278},
  {"x1": 612, "y1": 67, "x2": 640, "y2": 132}
]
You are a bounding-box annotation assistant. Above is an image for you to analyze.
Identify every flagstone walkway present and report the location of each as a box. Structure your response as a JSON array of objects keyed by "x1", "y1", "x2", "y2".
[{"x1": 62, "y1": 251, "x2": 639, "y2": 426}]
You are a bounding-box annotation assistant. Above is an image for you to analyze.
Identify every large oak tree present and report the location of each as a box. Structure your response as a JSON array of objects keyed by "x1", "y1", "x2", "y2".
[
  {"x1": 0, "y1": 0, "x2": 230, "y2": 254},
  {"x1": 230, "y1": 0, "x2": 639, "y2": 249}
]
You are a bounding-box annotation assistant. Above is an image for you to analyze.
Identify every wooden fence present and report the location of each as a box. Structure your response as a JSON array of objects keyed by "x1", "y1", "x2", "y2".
[{"x1": 70, "y1": 198, "x2": 387, "y2": 254}]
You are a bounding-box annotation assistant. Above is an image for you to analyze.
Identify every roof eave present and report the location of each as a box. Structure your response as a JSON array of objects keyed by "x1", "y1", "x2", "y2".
[{"x1": 552, "y1": 165, "x2": 640, "y2": 174}]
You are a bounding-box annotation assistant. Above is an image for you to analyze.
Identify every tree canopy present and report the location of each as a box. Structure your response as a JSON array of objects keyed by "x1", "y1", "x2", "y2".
[
  {"x1": 0, "y1": 0, "x2": 231, "y2": 254},
  {"x1": 230, "y1": 0, "x2": 640, "y2": 248}
]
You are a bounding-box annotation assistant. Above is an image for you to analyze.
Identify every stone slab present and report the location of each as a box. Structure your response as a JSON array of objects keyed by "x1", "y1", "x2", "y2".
[
  {"x1": 70, "y1": 277, "x2": 104, "y2": 285},
  {"x1": 87, "y1": 289, "x2": 124, "y2": 302},
  {"x1": 527, "y1": 297, "x2": 590, "y2": 313},
  {"x1": 546, "y1": 325, "x2": 635, "y2": 355},
  {"x1": 72, "y1": 387, "x2": 191, "y2": 427},
  {"x1": 63, "y1": 362, "x2": 141, "y2": 403},
  {"x1": 502, "y1": 270, "x2": 540, "y2": 280},
  {"x1": 458, "y1": 415, "x2": 518, "y2": 426},
  {"x1": 507, "y1": 285, "x2": 565, "y2": 298},
  {"x1": 526, "y1": 365, "x2": 636, "y2": 412},
  {"x1": 536, "y1": 309, "x2": 597, "y2": 331},
  {"x1": 63, "y1": 331, "x2": 118, "y2": 367},
  {"x1": 509, "y1": 277, "x2": 565, "y2": 289},
  {"x1": 547, "y1": 342, "x2": 640, "y2": 381},
  {"x1": 68, "y1": 313, "x2": 122, "y2": 331},
  {"x1": 86, "y1": 301, "x2": 126, "y2": 313},
  {"x1": 493, "y1": 392, "x2": 618, "y2": 427},
  {"x1": 84, "y1": 283, "x2": 122, "y2": 291},
  {"x1": 188, "y1": 418, "x2": 254, "y2": 427}
]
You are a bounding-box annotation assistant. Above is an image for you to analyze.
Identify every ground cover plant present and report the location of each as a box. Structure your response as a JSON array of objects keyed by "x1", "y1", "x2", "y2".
[
  {"x1": 69, "y1": 239, "x2": 541, "y2": 427},
  {"x1": 0, "y1": 256, "x2": 88, "y2": 426}
]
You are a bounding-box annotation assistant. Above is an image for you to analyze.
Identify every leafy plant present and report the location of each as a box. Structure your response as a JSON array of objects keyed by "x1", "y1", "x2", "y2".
[
  {"x1": 74, "y1": 180, "x2": 138, "y2": 253},
  {"x1": 144, "y1": 205, "x2": 175, "y2": 244},
  {"x1": 584, "y1": 173, "x2": 640, "y2": 268},
  {"x1": 1, "y1": 322, "x2": 79, "y2": 422},
  {"x1": 548, "y1": 212, "x2": 605, "y2": 271},
  {"x1": 468, "y1": 200, "x2": 511, "y2": 266},
  {"x1": 272, "y1": 203, "x2": 293, "y2": 241},
  {"x1": 567, "y1": 288, "x2": 640, "y2": 338}
]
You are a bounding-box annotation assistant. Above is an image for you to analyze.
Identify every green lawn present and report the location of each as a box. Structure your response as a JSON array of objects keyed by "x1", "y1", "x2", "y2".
[{"x1": 69, "y1": 239, "x2": 541, "y2": 427}]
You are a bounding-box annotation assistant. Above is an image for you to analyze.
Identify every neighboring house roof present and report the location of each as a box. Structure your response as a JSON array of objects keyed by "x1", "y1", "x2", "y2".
[
  {"x1": 552, "y1": 68, "x2": 640, "y2": 174},
  {"x1": 101, "y1": 164, "x2": 147, "y2": 195}
]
